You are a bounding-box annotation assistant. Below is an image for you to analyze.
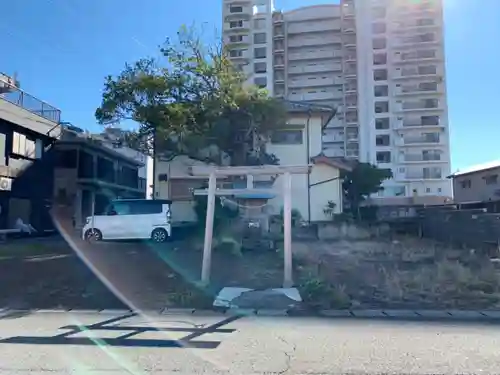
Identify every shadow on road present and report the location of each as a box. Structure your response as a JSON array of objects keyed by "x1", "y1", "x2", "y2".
[{"x1": 0, "y1": 312, "x2": 240, "y2": 349}]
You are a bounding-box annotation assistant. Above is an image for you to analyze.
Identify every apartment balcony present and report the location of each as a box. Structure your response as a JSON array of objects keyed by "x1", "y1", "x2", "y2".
[
  {"x1": 225, "y1": 34, "x2": 252, "y2": 46},
  {"x1": 289, "y1": 77, "x2": 343, "y2": 89},
  {"x1": 391, "y1": 65, "x2": 443, "y2": 81},
  {"x1": 288, "y1": 37, "x2": 342, "y2": 48},
  {"x1": 345, "y1": 132, "x2": 358, "y2": 142},
  {"x1": 345, "y1": 53, "x2": 357, "y2": 63},
  {"x1": 344, "y1": 83, "x2": 357, "y2": 94},
  {"x1": 288, "y1": 91, "x2": 340, "y2": 101},
  {"x1": 394, "y1": 82, "x2": 443, "y2": 96},
  {"x1": 224, "y1": 21, "x2": 251, "y2": 33},
  {"x1": 224, "y1": 8, "x2": 253, "y2": 21},
  {"x1": 343, "y1": 6, "x2": 355, "y2": 19},
  {"x1": 0, "y1": 77, "x2": 61, "y2": 137},
  {"x1": 400, "y1": 153, "x2": 445, "y2": 164},
  {"x1": 393, "y1": 33, "x2": 441, "y2": 49},
  {"x1": 274, "y1": 59, "x2": 285, "y2": 69},
  {"x1": 273, "y1": 12, "x2": 284, "y2": 24},
  {"x1": 229, "y1": 50, "x2": 251, "y2": 62},
  {"x1": 288, "y1": 50, "x2": 342, "y2": 61},
  {"x1": 396, "y1": 135, "x2": 443, "y2": 146},
  {"x1": 393, "y1": 50, "x2": 441, "y2": 65},
  {"x1": 288, "y1": 23, "x2": 339, "y2": 34},
  {"x1": 288, "y1": 63, "x2": 342, "y2": 75},
  {"x1": 397, "y1": 171, "x2": 443, "y2": 181},
  {"x1": 395, "y1": 117, "x2": 444, "y2": 129},
  {"x1": 323, "y1": 134, "x2": 345, "y2": 143},
  {"x1": 394, "y1": 100, "x2": 443, "y2": 113},
  {"x1": 323, "y1": 148, "x2": 346, "y2": 158}
]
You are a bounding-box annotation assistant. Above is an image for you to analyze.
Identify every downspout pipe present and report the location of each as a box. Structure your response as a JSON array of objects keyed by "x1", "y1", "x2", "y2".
[{"x1": 306, "y1": 109, "x2": 312, "y2": 223}]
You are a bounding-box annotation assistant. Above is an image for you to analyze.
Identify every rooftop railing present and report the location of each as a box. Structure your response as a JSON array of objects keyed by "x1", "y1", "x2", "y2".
[{"x1": 0, "y1": 77, "x2": 61, "y2": 124}]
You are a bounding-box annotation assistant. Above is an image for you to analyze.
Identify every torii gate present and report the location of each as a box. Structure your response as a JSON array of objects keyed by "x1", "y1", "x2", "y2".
[{"x1": 190, "y1": 164, "x2": 312, "y2": 288}]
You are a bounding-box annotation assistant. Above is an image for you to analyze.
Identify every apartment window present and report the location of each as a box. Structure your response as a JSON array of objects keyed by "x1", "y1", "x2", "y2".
[
  {"x1": 254, "y1": 62, "x2": 267, "y2": 73},
  {"x1": 229, "y1": 49, "x2": 244, "y2": 57},
  {"x1": 373, "y1": 69, "x2": 388, "y2": 81},
  {"x1": 460, "y1": 179, "x2": 472, "y2": 189},
  {"x1": 229, "y1": 5, "x2": 243, "y2": 13},
  {"x1": 419, "y1": 82, "x2": 438, "y2": 91},
  {"x1": 418, "y1": 49, "x2": 436, "y2": 59},
  {"x1": 423, "y1": 167, "x2": 441, "y2": 179},
  {"x1": 419, "y1": 32, "x2": 435, "y2": 42},
  {"x1": 372, "y1": 6, "x2": 387, "y2": 19},
  {"x1": 229, "y1": 20, "x2": 243, "y2": 28},
  {"x1": 375, "y1": 118, "x2": 390, "y2": 129},
  {"x1": 254, "y1": 47, "x2": 267, "y2": 59},
  {"x1": 376, "y1": 151, "x2": 391, "y2": 163},
  {"x1": 376, "y1": 134, "x2": 390, "y2": 146},
  {"x1": 421, "y1": 115, "x2": 439, "y2": 125},
  {"x1": 373, "y1": 53, "x2": 387, "y2": 65},
  {"x1": 254, "y1": 18, "x2": 266, "y2": 29},
  {"x1": 374, "y1": 85, "x2": 388, "y2": 97},
  {"x1": 419, "y1": 65, "x2": 437, "y2": 75},
  {"x1": 254, "y1": 76, "x2": 267, "y2": 88},
  {"x1": 373, "y1": 38, "x2": 387, "y2": 50},
  {"x1": 374, "y1": 101, "x2": 389, "y2": 113},
  {"x1": 372, "y1": 22, "x2": 386, "y2": 34},
  {"x1": 485, "y1": 174, "x2": 498, "y2": 185},
  {"x1": 417, "y1": 18, "x2": 435, "y2": 26},
  {"x1": 271, "y1": 130, "x2": 303, "y2": 145},
  {"x1": 423, "y1": 98, "x2": 439, "y2": 108},
  {"x1": 422, "y1": 132, "x2": 440, "y2": 142},
  {"x1": 254, "y1": 33, "x2": 266, "y2": 44},
  {"x1": 229, "y1": 35, "x2": 243, "y2": 43},
  {"x1": 422, "y1": 150, "x2": 441, "y2": 161}
]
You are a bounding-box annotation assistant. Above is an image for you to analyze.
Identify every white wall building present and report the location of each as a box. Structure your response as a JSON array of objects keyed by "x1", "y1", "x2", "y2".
[
  {"x1": 153, "y1": 102, "x2": 350, "y2": 224},
  {"x1": 222, "y1": 0, "x2": 451, "y2": 205}
]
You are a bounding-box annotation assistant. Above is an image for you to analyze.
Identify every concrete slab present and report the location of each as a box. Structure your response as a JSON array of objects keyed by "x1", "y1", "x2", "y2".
[
  {"x1": 383, "y1": 310, "x2": 419, "y2": 318},
  {"x1": 415, "y1": 310, "x2": 452, "y2": 318},
  {"x1": 255, "y1": 309, "x2": 289, "y2": 316},
  {"x1": 320, "y1": 310, "x2": 353, "y2": 317},
  {"x1": 350, "y1": 310, "x2": 386, "y2": 318}
]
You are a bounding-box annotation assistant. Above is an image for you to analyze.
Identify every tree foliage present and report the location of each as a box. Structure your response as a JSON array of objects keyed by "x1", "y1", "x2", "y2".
[
  {"x1": 95, "y1": 25, "x2": 286, "y2": 166},
  {"x1": 342, "y1": 162, "x2": 393, "y2": 216}
]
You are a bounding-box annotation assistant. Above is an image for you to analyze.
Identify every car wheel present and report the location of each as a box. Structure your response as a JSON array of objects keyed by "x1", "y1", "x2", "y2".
[
  {"x1": 85, "y1": 228, "x2": 102, "y2": 242},
  {"x1": 151, "y1": 228, "x2": 168, "y2": 243}
]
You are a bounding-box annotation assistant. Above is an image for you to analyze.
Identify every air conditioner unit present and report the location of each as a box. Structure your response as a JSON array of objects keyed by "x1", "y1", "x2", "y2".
[{"x1": 0, "y1": 177, "x2": 12, "y2": 191}]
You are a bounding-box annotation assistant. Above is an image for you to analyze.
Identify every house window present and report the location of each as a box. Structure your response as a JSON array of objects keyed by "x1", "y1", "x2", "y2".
[
  {"x1": 271, "y1": 130, "x2": 303, "y2": 145},
  {"x1": 375, "y1": 134, "x2": 390, "y2": 146},
  {"x1": 254, "y1": 62, "x2": 267, "y2": 73},
  {"x1": 374, "y1": 85, "x2": 388, "y2": 97},
  {"x1": 372, "y1": 38, "x2": 386, "y2": 50},
  {"x1": 375, "y1": 118, "x2": 390, "y2": 129},
  {"x1": 460, "y1": 179, "x2": 472, "y2": 189},
  {"x1": 372, "y1": 22, "x2": 386, "y2": 34},
  {"x1": 485, "y1": 174, "x2": 498, "y2": 185},
  {"x1": 374, "y1": 101, "x2": 389, "y2": 113},
  {"x1": 12, "y1": 132, "x2": 36, "y2": 158},
  {"x1": 373, "y1": 69, "x2": 388, "y2": 81},
  {"x1": 254, "y1": 76, "x2": 267, "y2": 88},
  {"x1": 229, "y1": 5, "x2": 243, "y2": 13},
  {"x1": 376, "y1": 151, "x2": 391, "y2": 163},
  {"x1": 372, "y1": 6, "x2": 386, "y2": 19},
  {"x1": 254, "y1": 33, "x2": 266, "y2": 44},
  {"x1": 254, "y1": 47, "x2": 267, "y2": 59},
  {"x1": 229, "y1": 35, "x2": 243, "y2": 43},
  {"x1": 229, "y1": 20, "x2": 243, "y2": 28},
  {"x1": 373, "y1": 53, "x2": 387, "y2": 65},
  {"x1": 254, "y1": 18, "x2": 266, "y2": 29}
]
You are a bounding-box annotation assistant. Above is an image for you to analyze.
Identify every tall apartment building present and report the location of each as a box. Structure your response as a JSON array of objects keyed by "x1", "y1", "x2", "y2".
[{"x1": 222, "y1": 0, "x2": 451, "y2": 204}]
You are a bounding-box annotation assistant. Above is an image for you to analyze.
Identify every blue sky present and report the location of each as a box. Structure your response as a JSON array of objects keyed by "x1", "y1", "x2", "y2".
[{"x1": 1, "y1": 0, "x2": 498, "y2": 171}]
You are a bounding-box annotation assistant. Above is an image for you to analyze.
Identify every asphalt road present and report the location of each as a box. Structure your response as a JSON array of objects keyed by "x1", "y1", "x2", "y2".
[{"x1": 1, "y1": 310, "x2": 500, "y2": 374}]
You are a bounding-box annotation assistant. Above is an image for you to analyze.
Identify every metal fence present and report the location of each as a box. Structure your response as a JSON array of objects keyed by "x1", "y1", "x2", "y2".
[{"x1": 0, "y1": 79, "x2": 61, "y2": 123}]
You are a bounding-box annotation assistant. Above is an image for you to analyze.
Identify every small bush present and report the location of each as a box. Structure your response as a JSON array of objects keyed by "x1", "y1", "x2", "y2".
[{"x1": 298, "y1": 276, "x2": 351, "y2": 310}]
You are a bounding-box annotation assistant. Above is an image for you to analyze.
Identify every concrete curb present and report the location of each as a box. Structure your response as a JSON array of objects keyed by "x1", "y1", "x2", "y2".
[{"x1": 4, "y1": 307, "x2": 500, "y2": 322}]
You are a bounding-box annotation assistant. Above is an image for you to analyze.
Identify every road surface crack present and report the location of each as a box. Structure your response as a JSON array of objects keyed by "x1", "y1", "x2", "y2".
[{"x1": 276, "y1": 335, "x2": 297, "y2": 375}]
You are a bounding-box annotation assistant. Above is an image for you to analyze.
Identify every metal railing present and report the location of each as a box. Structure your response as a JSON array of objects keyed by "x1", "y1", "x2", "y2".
[{"x1": 0, "y1": 78, "x2": 61, "y2": 123}]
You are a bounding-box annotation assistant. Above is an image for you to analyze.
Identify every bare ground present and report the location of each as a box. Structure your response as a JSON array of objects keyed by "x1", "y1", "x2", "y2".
[{"x1": 292, "y1": 236, "x2": 500, "y2": 310}]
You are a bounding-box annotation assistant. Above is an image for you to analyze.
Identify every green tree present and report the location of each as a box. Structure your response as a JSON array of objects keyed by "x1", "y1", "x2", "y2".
[
  {"x1": 95, "y1": 25, "x2": 286, "y2": 166},
  {"x1": 342, "y1": 162, "x2": 392, "y2": 218}
]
